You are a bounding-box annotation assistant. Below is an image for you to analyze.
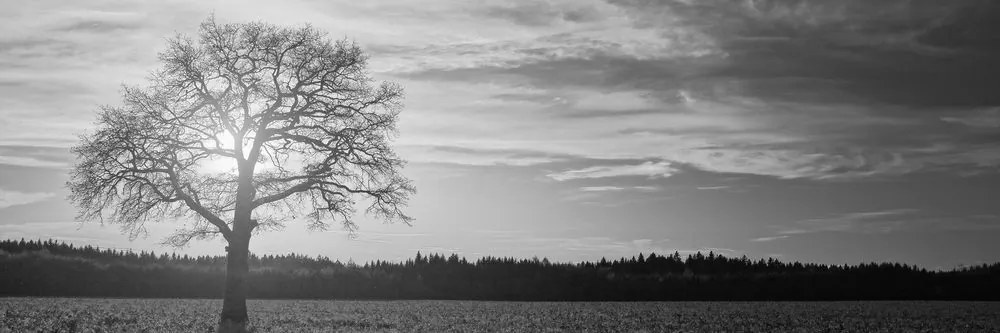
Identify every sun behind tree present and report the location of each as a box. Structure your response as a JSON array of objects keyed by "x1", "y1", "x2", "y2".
[{"x1": 68, "y1": 16, "x2": 414, "y2": 332}]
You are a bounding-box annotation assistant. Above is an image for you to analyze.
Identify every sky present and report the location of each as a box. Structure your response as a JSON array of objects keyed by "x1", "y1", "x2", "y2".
[{"x1": 1, "y1": 0, "x2": 999, "y2": 270}]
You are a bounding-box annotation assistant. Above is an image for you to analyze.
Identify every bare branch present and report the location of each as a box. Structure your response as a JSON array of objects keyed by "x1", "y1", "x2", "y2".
[{"x1": 69, "y1": 17, "x2": 414, "y2": 248}]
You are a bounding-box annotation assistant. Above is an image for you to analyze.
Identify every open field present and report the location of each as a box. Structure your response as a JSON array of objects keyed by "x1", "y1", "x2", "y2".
[{"x1": 2, "y1": 298, "x2": 999, "y2": 332}]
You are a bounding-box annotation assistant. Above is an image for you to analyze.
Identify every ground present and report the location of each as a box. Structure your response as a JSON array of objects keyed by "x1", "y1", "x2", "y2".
[{"x1": 1, "y1": 298, "x2": 998, "y2": 332}]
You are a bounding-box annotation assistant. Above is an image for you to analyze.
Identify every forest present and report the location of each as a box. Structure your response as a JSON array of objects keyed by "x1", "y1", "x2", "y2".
[{"x1": 2, "y1": 239, "x2": 998, "y2": 301}]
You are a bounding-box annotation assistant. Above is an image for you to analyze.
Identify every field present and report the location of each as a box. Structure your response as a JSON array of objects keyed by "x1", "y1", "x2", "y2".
[{"x1": 2, "y1": 298, "x2": 999, "y2": 332}]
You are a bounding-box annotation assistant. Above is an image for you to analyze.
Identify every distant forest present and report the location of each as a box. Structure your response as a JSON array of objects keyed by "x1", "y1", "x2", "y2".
[{"x1": 2, "y1": 239, "x2": 998, "y2": 301}]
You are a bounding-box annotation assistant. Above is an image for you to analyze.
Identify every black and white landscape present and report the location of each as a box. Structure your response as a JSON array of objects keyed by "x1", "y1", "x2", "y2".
[{"x1": 1, "y1": 1, "x2": 999, "y2": 332}]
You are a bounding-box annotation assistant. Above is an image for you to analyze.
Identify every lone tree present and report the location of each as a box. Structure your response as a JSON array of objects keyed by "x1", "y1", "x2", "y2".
[{"x1": 68, "y1": 17, "x2": 413, "y2": 332}]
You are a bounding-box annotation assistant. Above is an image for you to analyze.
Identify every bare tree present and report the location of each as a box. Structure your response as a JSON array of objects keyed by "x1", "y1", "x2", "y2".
[{"x1": 68, "y1": 16, "x2": 413, "y2": 332}]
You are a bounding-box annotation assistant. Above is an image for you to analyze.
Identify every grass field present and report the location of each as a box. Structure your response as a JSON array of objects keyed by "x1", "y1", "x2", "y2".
[{"x1": 2, "y1": 298, "x2": 999, "y2": 332}]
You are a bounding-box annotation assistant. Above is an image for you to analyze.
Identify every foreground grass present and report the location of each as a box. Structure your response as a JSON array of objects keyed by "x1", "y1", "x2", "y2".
[{"x1": 1, "y1": 298, "x2": 999, "y2": 332}]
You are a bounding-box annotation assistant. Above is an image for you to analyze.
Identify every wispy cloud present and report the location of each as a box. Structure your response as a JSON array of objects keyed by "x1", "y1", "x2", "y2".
[
  {"x1": 476, "y1": 0, "x2": 605, "y2": 27},
  {"x1": 940, "y1": 107, "x2": 1000, "y2": 128},
  {"x1": 750, "y1": 235, "x2": 789, "y2": 242},
  {"x1": 0, "y1": 145, "x2": 72, "y2": 168},
  {"x1": 564, "y1": 183, "x2": 665, "y2": 205},
  {"x1": 579, "y1": 185, "x2": 659, "y2": 192},
  {"x1": 399, "y1": 144, "x2": 565, "y2": 167},
  {"x1": 757, "y1": 210, "x2": 1000, "y2": 244},
  {"x1": 0, "y1": 189, "x2": 55, "y2": 209},
  {"x1": 780, "y1": 209, "x2": 919, "y2": 235},
  {"x1": 547, "y1": 161, "x2": 676, "y2": 181}
]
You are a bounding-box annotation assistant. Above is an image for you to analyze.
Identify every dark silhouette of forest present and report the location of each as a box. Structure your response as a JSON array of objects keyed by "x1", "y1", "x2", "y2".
[{"x1": 2, "y1": 239, "x2": 997, "y2": 301}]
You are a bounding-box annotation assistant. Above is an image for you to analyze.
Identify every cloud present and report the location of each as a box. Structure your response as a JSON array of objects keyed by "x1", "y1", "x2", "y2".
[
  {"x1": 388, "y1": 0, "x2": 1000, "y2": 180},
  {"x1": 606, "y1": 0, "x2": 1000, "y2": 108},
  {"x1": 758, "y1": 210, "x2": 1000, "y2": 243},
  {"x1": 55, "y1": 20, "x2": 141, "y2": 34},
  {"x1": 478, "y1": 0, "x2": 605, "y2": 26},
  {"x1": 7, "y1": 0, "x2": 996, "y2": 183},
  {"x1": 399, "y1": 144, "x2": 566, "y2": 166},
  {"x1": 916, "y1": 2, "x2": 1000, "y2": 52},
  {"x1": 548, "y1": 161, "x2": 676, "y2": 181},
  {"x1": 579, "y1": 185, "x2": 659, "y2": 192},
  {"x1": 559, "y1": 180, "x2": 669, "y2": 207},
  {"x1": 0, "y1": 2, "x2": 212, "y2": 150},
  {"x1": 49, "y1": 10, "x2": 146, "y2": 34},
  {"x1": 750, "y1": 235, "x2": 789, "y2": 242},
  {"x1": 679, "y1": 147, "x2": 915, "y2": 180},
  {"x1": 0, "y1": 189, "x2": 55, "y2": 209},
  {"x1": 935, "y1": 215, "x2": 1000, "y2": 231},
  {"x1": 0, "y1": 145, "x2": 73, "y2": 168},
  {"x1": 779, "y1": 208, "x2": 919, "y2": 235},
  {"x1": 940, "y1": 107, "x2": 1000, "y2": 128}
]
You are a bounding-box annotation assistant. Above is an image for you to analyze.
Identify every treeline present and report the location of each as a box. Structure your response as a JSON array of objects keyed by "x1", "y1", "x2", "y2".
[{"x1": 1, "y1": 239, "x2": 998, "y2": 300}]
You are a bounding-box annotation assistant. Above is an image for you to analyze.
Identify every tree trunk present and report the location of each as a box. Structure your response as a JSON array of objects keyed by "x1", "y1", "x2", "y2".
[
  {"x1": 218, "y1": 234, "x2": 250, "y2": 333},
  {"x1": 219, "y1": 157, "x2": 257, "y2": 332}
]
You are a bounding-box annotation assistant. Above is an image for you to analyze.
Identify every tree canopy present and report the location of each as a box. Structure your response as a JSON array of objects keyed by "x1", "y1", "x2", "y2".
[{"x1": 68, "y1": 17, "x2": 414, "y2": 246}]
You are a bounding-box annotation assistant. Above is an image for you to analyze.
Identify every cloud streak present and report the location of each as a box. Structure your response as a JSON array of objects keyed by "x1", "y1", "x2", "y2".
[
  {"x1": 0, "y1": 145, "x2": 73, "y2": 168},
  {"x1": 0, "y1": 189, "x2": 55, "y2": 209},
  {"x1": 579, "y1": 185, "x2": 659, "y2": 192},
  {"x1": 548, "y1": 161, "x2": 676, "y2": 181},
  {"x1": 750, "y1": 235, "x2": 789, "y2": 242},
  {"x1": 772, "y1": 209, "x2": 920, "y2": 236}
]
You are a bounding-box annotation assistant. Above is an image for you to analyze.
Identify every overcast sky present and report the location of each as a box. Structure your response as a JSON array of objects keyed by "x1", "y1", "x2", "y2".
[{"x1": 1, "y1": 0, "x2": 998, "y2": 269}]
